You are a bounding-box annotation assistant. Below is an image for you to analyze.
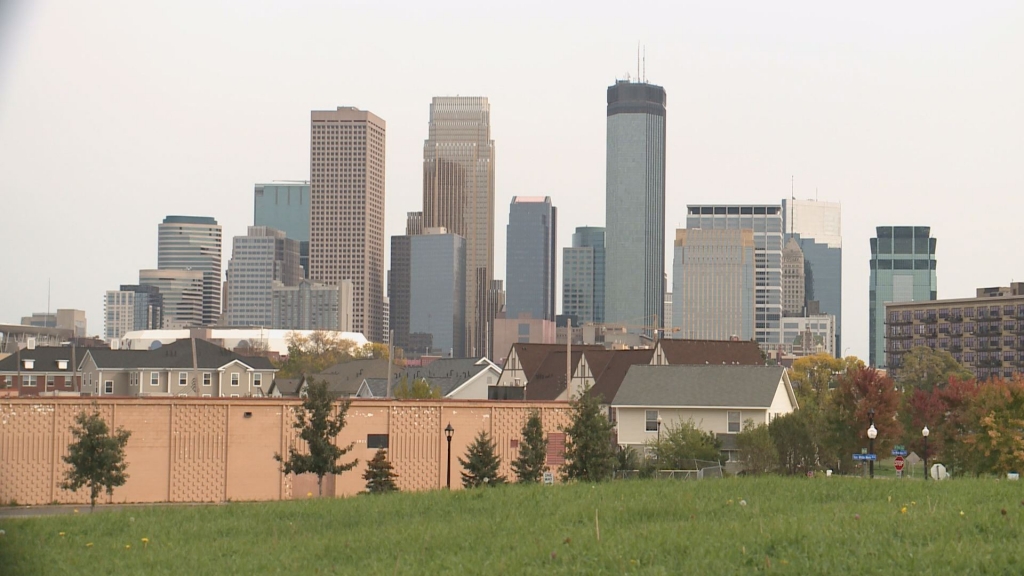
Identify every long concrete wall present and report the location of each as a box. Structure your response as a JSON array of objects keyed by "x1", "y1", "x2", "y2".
[{"x1": 0, "y1": 398, "x2": 570, "y2": 505}]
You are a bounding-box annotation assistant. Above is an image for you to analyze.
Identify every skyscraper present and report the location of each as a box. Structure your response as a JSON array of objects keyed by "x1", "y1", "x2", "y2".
[
  {"x1": 782, "y1": 237, "x2": 806, "y2": 317},
  {"x1": 139, "y1": 269, "x2": 203, "y2": 329},
  {"x1": 686, "y1": 205, "x2": 784, "y2": 348},
  {"x1": 604, "y1": 81, "x2": 666, "y2": 334},
  {"x1": 422, "y1": 96, "x2": 495, "y2": 356},
  {"x1": 104, "y1": 285, "x2": 163, "y2": 339},
  {"x1": 562, "y1": 226, "x2": 606, "y2": 325},
  {"x1": 309, "y1": 107, "x2": 386, "y2": 342},
  {"x1": 410, "y1": 230, "x2": 467, "y2": 358},
  {"x1": 254, "y1": 182, "x2": 310, "y2": 277},
  {"x1": 157, "y1": 215, "x2": 222, "y2": 326},
  {"x1": 387, "y1": 212, "x2": 423, "y2": 351},
  {"x1": 782, "y1": 198, "x2": 843, "y2": 355},
  {"x1": 869, "y1": 226, "x2": 937, "y2": 367},
  {"x1": 224, "y1": 226, "x2": 302, "y2": 327},
  {"x1": 672, "y1": 228, "x2": 756, "y2": 341},
  {"x1": 505, "y1": 197, "x2": 556, "y2": 322},
  {"x1": 271, "y1": 279, "x2": 353, "y2": 332}
]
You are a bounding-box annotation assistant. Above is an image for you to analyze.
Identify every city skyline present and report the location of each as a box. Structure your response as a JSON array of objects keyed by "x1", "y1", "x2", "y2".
[{"x1": 2, "y1": 3, "x2": 1023, "y2": 362}]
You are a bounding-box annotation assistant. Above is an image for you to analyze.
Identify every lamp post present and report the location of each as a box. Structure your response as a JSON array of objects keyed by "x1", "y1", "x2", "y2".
[
  {"x1": 444, "y1": 423, "x2": 454, "y2": 489},
  {"x1": 922, "y1": 426, "x2": 930, "y2": 481},
  {"x1": 657, "y1": 416, "x2": 662, "y2": 443},
  {"x1": 867, "y1": 408, "x2": 877, "y2": 479}
]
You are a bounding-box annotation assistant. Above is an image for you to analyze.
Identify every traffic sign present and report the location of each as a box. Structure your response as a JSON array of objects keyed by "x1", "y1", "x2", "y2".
[
  {"x1": 891, "y1": 449, "x2": 908, "y2": 457},
  {"x1": 853, "y1": 453, "x2": 877, "y2": 461},
  {"x1": 894, "y1": 456, "x2": 906, "y2": 471}
]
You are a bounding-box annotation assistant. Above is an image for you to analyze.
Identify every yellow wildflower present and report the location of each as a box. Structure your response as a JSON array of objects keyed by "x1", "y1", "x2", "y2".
[
  {"x1": 59, "y1": 532, "x2": 66, "y2": 537},
  {"x1": 86, "y1": 543, "x2": 93, "y2": 547},
  {"x1": 125, "y1": 544, "x2": 131, "y2": 550},
  {"x1": 911, "y1": 501, "x2": 917, "y2": 506},
  {"x1": 960, "y1": 511, "x2": 965, "y2": 517},
  {"x1": 142, "y1": 538, "x2": 150, "y2": 545},
  {"x1": 900, "y1": 507, "x2": 907, "y2": 514}
]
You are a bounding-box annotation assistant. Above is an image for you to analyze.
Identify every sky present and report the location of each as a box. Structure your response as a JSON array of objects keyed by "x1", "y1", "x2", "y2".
[{"x1": 1, "y1": 1, "x2": 1022, "y2": 361}]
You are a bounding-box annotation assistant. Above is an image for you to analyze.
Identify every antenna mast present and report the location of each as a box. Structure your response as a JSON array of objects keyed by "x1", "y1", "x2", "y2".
[
  {"x1": 643, "y1": 45, "x2": 646, "y2": 82},
  {"x1": 637, "y1": 42, "x2": 640, "y2": 81},
  {"x1": 790, "y1": 176, "x2": 795, "y2": 236}
]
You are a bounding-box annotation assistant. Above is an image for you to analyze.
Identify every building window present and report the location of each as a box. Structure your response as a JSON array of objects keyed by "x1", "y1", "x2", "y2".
[
  {"x1": 231, "y1": 373, "x2": 240, "y2": 386},
  {"x1": 178, "y1": 393, "x2": 188, "y2": 398},
  {"x1": 203, "y1": 373, "x2": 212, "y2": 387},
  {"x1": 201, "y1": 393, "x2": 212, "y2": 398},
  {"x1": 151, "y1": 372, "x2": 159, "y2": 386},
  {"x1": 23, "y1": 375, "x2": 36, "y2": 387},
  {"x1": 728, "y1": 411, "x2": 741, "y2": 433},
  {"x1": 253, "y1": 373, "x2": 262, "y2": 387},
  {"x1": 104, "y1": 381, "x2": 113, "y2": 395},
  {"x1": 178, "y1": 372, "x2": 187, "y2": 386},
  {"x1": 230, "y1": 393, "x2": 239, "y2": 398},
  {"x1": 645, "y1": 410, "x2": 659, "y2": 432},
  {"x1": 47, "y1": 374, "x2": 54, "y2": 386},
  {"x1": 367, "y1": 434, "x2": 389, "y2": 449}
]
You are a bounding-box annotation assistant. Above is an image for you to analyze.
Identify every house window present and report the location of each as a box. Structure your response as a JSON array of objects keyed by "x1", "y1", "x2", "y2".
[
  {"x1": 231, "y1": 373, "x2": 240, "y2": 387},
  {"x1": 23, "y1": 375, "x2": 36, "y2": 387},
  {"x1": 201, "y1": 393, "x2": 211, "y2": 398},
  {"x1": 151, "y1": 372, "x2": 159, "y2": 386},
  {"x1": 728, "y1": 411, "x2": 741, "y2": 433},
  {"x1": 253, "y1": 373, "x2": 262, "y2": 387},
  {"x1": 104, "y1": 381, "x2": 113, "y2": 395},
  {"x1": 367, "y1": 434, "x2": 389, "y2": 449},
  {"x1": 47, "y1": 374, "x2": 54, "y2": 386},
  {"x1": 178, "y1": 372, "x2": 187, "y2": 386},
  {"x1": 178, "y1": 393, "x2": 188, "y2": 398},
  {"x1": 203, "y1": 373, "x2": 212, "y2": 387},
  {"x1": 230, "y1": 393, "x2": 239, "y2": 398},
  {"x1": 645, "y1": 410, "x2": 660, "y2": 432}
]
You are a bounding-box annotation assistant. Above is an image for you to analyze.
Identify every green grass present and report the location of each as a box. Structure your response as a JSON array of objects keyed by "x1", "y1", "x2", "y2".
[{"x1": 2, "y1": 477, "x2": 1023, "y2": 574}]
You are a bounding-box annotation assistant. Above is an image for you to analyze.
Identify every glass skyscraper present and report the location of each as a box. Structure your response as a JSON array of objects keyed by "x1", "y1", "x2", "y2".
[
  {"x1": 157, "y1": 215, "x2": 222, "y2": 326},
  {"x1": 782, "y1": 198, "x2": 843, "y2": 355},
  {"x1": 562, "y1": 226, "x2": 605, "y2": 325},
  {"x1": 869, "y1": 226, "x2": 937, "y2": 367},
  {"x1": 604, "y1": 81, "x2": 666, "y2": 334},
  {"x1": 505, "y1": 197, "x2": 556, "y2": 322},
  {"x1": 410, "y1": 231, "x2": 467, "y2": 358},
  {"x1": 254, "y1": 182, "x2": 310, "y2": 277}
]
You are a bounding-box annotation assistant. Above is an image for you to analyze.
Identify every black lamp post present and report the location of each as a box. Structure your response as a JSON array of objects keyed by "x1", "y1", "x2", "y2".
[
  {"x1": 922, "y1": 425, "x2": 930, "y2": 481},
  {"x1": 867, "y1": 408, "x2": 877, "y2": 479},
  {"x1": 657, "y1": 415, "x2": 662, "y2": 443},
  {"x1": 444, "y1": 423, "x2": 454, "y2": 489}
]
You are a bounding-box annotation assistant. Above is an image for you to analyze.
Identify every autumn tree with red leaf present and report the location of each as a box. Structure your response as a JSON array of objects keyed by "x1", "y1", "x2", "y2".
[{"x1": 824, "y1": 366, "x2": 902, "y2": 472}]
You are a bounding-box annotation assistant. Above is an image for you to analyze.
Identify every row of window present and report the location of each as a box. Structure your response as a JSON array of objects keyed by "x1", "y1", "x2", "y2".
[{"x1": 645, "y1": 410, "x2": 744, "y2": 433}]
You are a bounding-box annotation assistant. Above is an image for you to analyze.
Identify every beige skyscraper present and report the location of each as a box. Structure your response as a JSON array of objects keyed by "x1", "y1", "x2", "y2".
[
  {"x1": 782, "y1": 237, "x2": 806, "y2": 317},
  {"x1": 309, "y1": 107, "x2": 386, "y2": 342},
  {"x1": 422, "y1": 97, "x2": 495, "y2": 356}
]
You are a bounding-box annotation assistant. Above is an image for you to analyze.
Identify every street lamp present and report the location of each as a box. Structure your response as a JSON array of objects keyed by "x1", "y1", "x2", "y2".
[
  {"x1": 867, "y1": 408, "x2": 877, "y2": 479},
  {"x1": 922, "y1": 426, "x2": 930, "y2": 481},
  {"x1": 657, "y1": 416, "x2": 663, "y2": 443},
  {"x1": 444, "y1": 423, "x2": 454, "y2": 490}
]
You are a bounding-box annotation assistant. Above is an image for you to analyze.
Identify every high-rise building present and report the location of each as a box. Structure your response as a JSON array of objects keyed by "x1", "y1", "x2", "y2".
[
  {"x1": 505, "y1": 196, "x2": 556, "y2": 322},
  {"x1": 782, "y1": 237, "x2": 806, "y2": 317},
  {"x1": 422, "y1": 96, "x2": 495, "y2": 356},
  {"x1": 157, "y1": 215, "x2": 222, "y2": 326},
  {"x1": 224, "y1": 226, "x2": 302, "y2": 327},
  {"x1": 387, "y1": 212, "x2": 424, "y2": 353},
  {"x1": 604, "y1": 80, "x2": 666, "y2": 334},
  {"x1": 139, "y1": 269, "x2": 203, "y2": 329},
  {"x1": 254, "y1": 182, "x2": 310, "y2": 277},
  {"x1": 20, "y1": 309, "x2": 87, "y2": 337},
  {"x1": 309, "y1": 107, "x2": 386, "y2": 342},
  {"x1": 485, "y1": 279, "x2": 506, "y2": 358},
  {"x1": 869, "y1": 226, "x2": 937, "y2": 367},
  {"x1": 782, "y1": 198, "x2": 843, "y2": 354},
  {"x1": 271, "y1": 279, "x2": 353, "y2": 332},
  {"x1": 562, "y1": 226, "x2": 606, "y2": 326},
  {"x1": 104, "y1": 285, "x2": 163, "y2": 340},
  {"x1": 686, "y1": 205, "x2": 784, "y2": 348},
  {"x1": 672, "y1": 229, "x2": 756, "y2": 341},
  {"x1": 410, "y1": 229, "x2": 466, "y2": 358}
]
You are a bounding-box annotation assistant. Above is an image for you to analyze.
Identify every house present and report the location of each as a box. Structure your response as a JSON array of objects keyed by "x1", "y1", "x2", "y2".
[
  {"x1": 270, "y1": 357, "x2": 390, "y2": 398},
  {"x1": 612, "y1": 365, "x2": 797, "y2": 463},
  {"x1": 650, "y1": 338, "x2": 764, "y2": 366},
  {"x1": 356, "y1": 357, "x2": 501, "y2": 399},
  {"x1": 78, "y1": 338, "x2": 277, "y2": 398},
  {"x1": 492, "y1": 343, "x2": 605, "y2": 400},
  {"x1": 0, "y1": 346, "x2": 85, "y2": 397}
]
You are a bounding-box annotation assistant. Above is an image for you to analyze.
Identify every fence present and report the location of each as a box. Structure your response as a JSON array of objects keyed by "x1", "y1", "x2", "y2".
[{"x1": 613, "y1": 459, "x2": 724, "y2": 480}]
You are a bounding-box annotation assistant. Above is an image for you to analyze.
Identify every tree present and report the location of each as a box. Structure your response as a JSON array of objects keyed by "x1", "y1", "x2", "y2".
[
  {"x1": 275, "y1": 380, "x2": 358, "y2": 496},
  {"x1": 788, "y1": 354, "x2": 864, "y2": 405},
  {"x1": 458, "y1": 431, "x2": 505, "y2": 488},
  {"x1": 61, "y1": 409, "x2": 132, "y2": 510},
  {"x1": 736, "y1": 420, "x2": 778, "y2": 475},
  {"x1": 650, "y1": 419, "x2": 722, "y2": 469},
  {"x1": 362, "y1": 449, "x2": 399, "y2": 494},
  {"x1": 393, "y1": 376, "x2": 441, "y2": 399},
  {"x1": 512, "y1": 411, "x2": 548, "y2": 483},
  {"x1": 560, "y1": 387, "x2": 616, "y2": 482},
  {"x1": 896, "y1": 346, "x2": 973, "y2": 393},
  {"x1": 961, "y1": 377, "x2": 1024, "y2": 476},
  {"x1": 276, "y1": 331, "x2": 361, "y2": 378},
  {"x1": 825, "y1": 366, "x2": 903, "y2": 472},
  {"x1": 769, "y1": 409, "x2": 820, "y2": 475}
]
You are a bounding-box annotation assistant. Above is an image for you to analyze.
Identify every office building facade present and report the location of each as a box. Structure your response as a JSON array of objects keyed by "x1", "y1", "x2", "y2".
[
  {"x1": 139, "y1": 269, "x2": 204, "y2": 329},
  {"x1": 387, "y1": 212, "x2": 423, "y2": 352},
  {"x1": 157, "y1": 215, "x2": 222, "y2": 326},
  {"x1": 20, "y1": 309, "x2": 87, "y2": 337},
  {"x1": 410, "y1": 230, "x2": 466, "y2": 358},
  {"x1": 309, "y1": 107, "x2": 386, "y2": 342},
  {"x1": 271, "y1": 279, "x2": 353, "y2": 332},
  {"x1": 254, "y1": 182, "x2": 310, "y2": 277},
  {"x1": 672, "y1": 228, "x2": 756, "y2": 341},
  {"x1": 505, "y1": 196, "x2": 556, "y2": 322},
  {"x1": 224, "y1": 226, "x2": 302, "y2": 327},
  {"x1": 104, "y1": 285, "x2": 163, "y2": 340},
  {"x1": 782, "y1": 237, "x2": 806, "y2": 317},
  {"x1": 562, "y1": 226, "x2": 605, "y2": 326},
  {"x1": 869, "y1": 226, "x2": 938, "y2": 367},
  {"x1": 782, "y1": 198, "x2": 843, "y2": 355}
]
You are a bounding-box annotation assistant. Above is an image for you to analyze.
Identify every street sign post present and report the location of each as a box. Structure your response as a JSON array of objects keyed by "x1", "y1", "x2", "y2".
[{"x1": 894, "y1": 456, "x2": 906, "y2": 472}]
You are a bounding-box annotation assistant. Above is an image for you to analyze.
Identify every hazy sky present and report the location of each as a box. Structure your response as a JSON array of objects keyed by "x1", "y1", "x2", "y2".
[{"x1": 1, "y1": 1, "x2": 1022, "y2": 361}]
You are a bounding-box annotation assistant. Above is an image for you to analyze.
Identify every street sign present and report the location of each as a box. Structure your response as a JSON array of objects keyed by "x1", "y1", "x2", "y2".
[
  {"x1": 543, "y1": 472, "x2": 554, "y2": 485},
  {"x1": 853, "y1": 453, "x2": 877, "y2": 461},
  {"x1": 930, "y1": 463, "x2": 947, "y2": 480},
  {"x1": 894, "y1": 456, "x2": 906, "y2": 472},
  {"x1": 891, "y1": 449, "x2": 908, "y2": 457}
]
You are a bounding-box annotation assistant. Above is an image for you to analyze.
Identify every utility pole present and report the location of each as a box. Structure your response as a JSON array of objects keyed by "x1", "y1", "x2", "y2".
[
  {"x1": 385, "y1": 330, "x2": 394, "y2": 398},
  {"x1": 566, "y1": 317, "x2": 572, "y2": 397}
]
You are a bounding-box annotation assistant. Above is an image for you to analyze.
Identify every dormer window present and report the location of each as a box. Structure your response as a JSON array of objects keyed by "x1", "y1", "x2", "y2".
[
  {"x1": 57, "y1": 360, "x2": 68, "y2": 370},
  {"x1": 23, "y1": 359, "x2": 34, "y2": 370}
]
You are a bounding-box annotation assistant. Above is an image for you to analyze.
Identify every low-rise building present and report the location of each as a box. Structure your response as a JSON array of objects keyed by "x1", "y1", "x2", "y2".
[
  {"x1": 0, "y1": 346, "x2": 84, "y2": 396},
  {"x1": 356, "y1": 357, "x2": 501, "y2": 400}
]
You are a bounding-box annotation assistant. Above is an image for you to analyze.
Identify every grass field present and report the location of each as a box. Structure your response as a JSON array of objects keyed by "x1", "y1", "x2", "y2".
[{"x1": 2, "y1": 476, "x2": 1022, "y2": 574}]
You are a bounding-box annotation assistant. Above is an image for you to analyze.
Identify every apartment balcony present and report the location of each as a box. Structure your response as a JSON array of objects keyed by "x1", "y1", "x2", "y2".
[
  {"x1": 922, "y1": 317, "x2": 939, "y2": 324},
  {"x1": 888, "y1": 333, "x2": 913, "y2": 340},
  {"x1": 978, "y1": 359, "x2": 1003, "y2": 368},
  {"x1": 949, "y1": 316, "x2": 964, "y2": 323},
  {"x1": 887, "y1": 318, "x2": 913, "y2": 326},
  {"x1": 949, "y1": 345, "x2": 963, "y2": 353}
]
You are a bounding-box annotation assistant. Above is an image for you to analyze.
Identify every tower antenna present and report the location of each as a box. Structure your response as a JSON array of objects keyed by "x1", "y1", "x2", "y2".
[
  {"x1": 637, "y1": 42, "x2": 640, "y2": 81},
  {"x1": 643, "y1": 45, "x2": 646, "y2": 82},
  {"x1": 790, "y1": 176, "x2": 795, "y2": 236}
]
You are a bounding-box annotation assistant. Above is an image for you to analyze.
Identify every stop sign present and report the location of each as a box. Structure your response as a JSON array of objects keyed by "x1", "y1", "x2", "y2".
[{"x1": 894, "y1": 456, "x2": 906, "y2": 471}]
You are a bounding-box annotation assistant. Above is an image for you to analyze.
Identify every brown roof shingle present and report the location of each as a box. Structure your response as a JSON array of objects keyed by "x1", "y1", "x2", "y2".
[{"x1": 658, "y1": 339, "x2": 764, "y2": 366}]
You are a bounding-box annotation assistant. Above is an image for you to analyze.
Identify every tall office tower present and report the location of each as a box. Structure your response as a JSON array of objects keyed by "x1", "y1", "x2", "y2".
[
  {"x1": 271, "y1": 279, "x2": 353, "y2": 332},
  {"x1": 139, "y1": 269, "x2": 203, "y2": 329},
  {"x1": 869, "y1": 226, "x2": 937, "y2": 368},
  {"x1": 157, "y1": 215, "x2": 222, "y2": 326},
  {"x1": 387, "y1": 212, "x2": 424, "y2": 352},
  {"x1": 104, "y1": 285, "x2": 163, "y2": 340},
  {"x1": 254, "y1": 182, "x2": 310, "y2": 277},
  {"x1": 782, "y1": 237, "x2": 806, "y2": 317},
  {"x1": 505, "y1": 197, "x2": 557, "y2": 322},
  {"x1": 605, "y1": 80, "x2": 666, "y2": 334},
  {"x1": 410, "y1": 229, "x2": 467, "y2": 358},
  {"x1": 485, "y1": 279, "x2": 506, "y2": 357},
  {"x1": 672, "y1": 229, "x2": 756, "y2": 341},
  {"x1": 686, "y1": 205, "x2": 784, "y2": 348},
  {"x1": 309, "y1": 107, "x2": 386, "y2": 342},
  {"x1": 782, "y1": 198, "x2": 843, "y2": 354},
  {"x1": 422, "y1": 96, "x2": 495, "y2": 356},
  {"x1": 562, "y1": 226, "x2": 606, "y2": 325},
  {"x1": 224, "y1": 226, "x2": 302, "y2": 327}
]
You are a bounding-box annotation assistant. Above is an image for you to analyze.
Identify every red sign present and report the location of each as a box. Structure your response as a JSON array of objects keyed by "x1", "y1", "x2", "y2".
[{"x1": 894, "y1": 456, "x2": 906, "y2": 472}]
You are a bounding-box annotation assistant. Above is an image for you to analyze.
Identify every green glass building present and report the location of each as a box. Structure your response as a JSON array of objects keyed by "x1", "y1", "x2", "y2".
[{"x1": 869, "y1": 226, "x2": 937, "y2": 367}]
